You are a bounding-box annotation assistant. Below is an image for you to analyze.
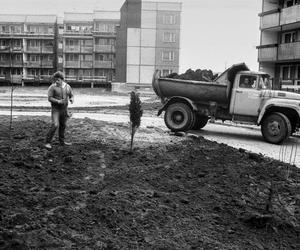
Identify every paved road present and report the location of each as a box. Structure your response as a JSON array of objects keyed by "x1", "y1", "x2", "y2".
[{"x1": 1, "y1": 110, "x2": 299, "y2": 167}]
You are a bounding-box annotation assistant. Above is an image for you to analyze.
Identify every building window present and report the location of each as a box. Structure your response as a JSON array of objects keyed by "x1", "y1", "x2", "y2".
[
  {"x1": 95, "y1": 54, "x2": 105, "y2": 61},
  {"x1": 282, "y1": 31, "x2": 296, "y2": 43},
  {"x1": 10, "y1": 26, "x2": 22, "y2": 33},
  {"x1": 83, "y1": 40, "x2": 93, "y2": 46},
  {"x1": 162, "y1": 51, "x2": 175, "y2": 61},
  {"x1": 0, "y1": 25, "x2": 8, "y2": 33},
  {"x1": 281, "y1": 65, "x2": 297, "y2": 85},
  {"x1": 82, "y1": 54, "x2": 92, "y2": 61},
  {"x1": 14, "y1": 54, "x2": 22, "y2": 61},
  {"x1": 66, "y1": 54, "x2": 79, "y2": 61},
  {"x1": 163, "y1": 32, "x2": 176, "y2": 43},
  {"x1": 28, "y1": 69, "x2": 39, "y2": 76},
  {"x1": 163, "y1": 14, "x2": 176, "y2": 25},
  {"x1": 28, "y1": 55, "x2": 40, "y2": 61},
  {"x1": 95, "y1": 23, "x2": 116, "y2": 33},
  {"x1": 12, "y1": 68, "x2": 21, "y2": 75},
  {"x1": 28, "y1": 40, "x2": 39, "y2": 47}
]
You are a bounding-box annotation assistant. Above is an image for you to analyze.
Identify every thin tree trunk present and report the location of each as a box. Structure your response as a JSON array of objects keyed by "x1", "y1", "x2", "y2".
[
  {"x1": 130, "y1": 126, "x2": 135, "y2": 151},
  {"x1": 9, "y1": 84, "x2": 13, "y2": 131}
]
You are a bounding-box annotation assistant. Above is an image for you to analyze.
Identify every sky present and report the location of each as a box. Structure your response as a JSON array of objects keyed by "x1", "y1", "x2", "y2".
[{"x1": 0, "y1": 0, "x2": 262, "y2": 73}]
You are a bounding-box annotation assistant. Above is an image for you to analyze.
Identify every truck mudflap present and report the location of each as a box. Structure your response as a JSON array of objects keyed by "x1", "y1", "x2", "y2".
[{"x1": 157, "y1": 96, "x2": 198, "y2": 116}]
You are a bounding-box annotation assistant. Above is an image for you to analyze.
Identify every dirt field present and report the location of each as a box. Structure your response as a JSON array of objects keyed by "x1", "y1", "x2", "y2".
[{"x1": 0, "y1": 115, "x2": 299, "y2": 249}]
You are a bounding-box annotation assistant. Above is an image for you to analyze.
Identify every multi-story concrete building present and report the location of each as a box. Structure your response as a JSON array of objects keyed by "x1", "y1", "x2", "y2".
[
  {"x1": 62, "y1": 11, "x2": 119, "y2": 84},
  {"x1": 0, "y1": 14, "x2": 57, "y2": 84},
  {"x1": 258, "y1": 0, "x2": 300, "y2": 91},
  {"x1": 0, "y1": 0, "x2": 181, "y2": 87},
  {"x1": 0, "y1": 11, "x2": 119, "y2": 86},
  {"x1": 116, "y1": 0, "x2": 182, "y2": 87}
]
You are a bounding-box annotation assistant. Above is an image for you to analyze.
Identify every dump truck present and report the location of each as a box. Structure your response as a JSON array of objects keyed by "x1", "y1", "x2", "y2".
[{"x1": 152, "y1": 63, "x2": 300, "y2": 144}]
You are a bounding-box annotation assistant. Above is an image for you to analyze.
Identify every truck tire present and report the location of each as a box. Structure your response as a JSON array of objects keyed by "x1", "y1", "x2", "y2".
[
  {"x1": 192, "y1": 115, "x2": 209, "y2": 129},
  {"x1": 164, "y1": 103, "x2": 194, "y2": 132},
  {"x1": 261, "y1": 112, "x2": 291, "y2": 144}
]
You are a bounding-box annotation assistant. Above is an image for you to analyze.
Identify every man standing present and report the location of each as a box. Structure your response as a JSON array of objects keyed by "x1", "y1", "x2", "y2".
[{"x1": 45, "y1": 71, "x2": 74, "y2": 149}]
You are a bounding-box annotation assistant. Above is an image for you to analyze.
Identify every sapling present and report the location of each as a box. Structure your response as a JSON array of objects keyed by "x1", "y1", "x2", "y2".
[{"x1": 129, "y1": 91, "x2": 143, "y2": 151}]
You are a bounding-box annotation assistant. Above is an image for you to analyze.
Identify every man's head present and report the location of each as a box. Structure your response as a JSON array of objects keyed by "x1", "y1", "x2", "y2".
[
  {"x1": 244, "y1": 78, "x2": 249, "y2": 84},
  {"x1": 53, "y1": 71, "x2": 64, "y2": 84}
]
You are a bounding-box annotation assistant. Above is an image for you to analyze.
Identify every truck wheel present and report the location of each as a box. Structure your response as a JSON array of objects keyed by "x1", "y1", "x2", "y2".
[
  {"x1": 192, "y1": 115, "x2": 209, "y2": 129},
  {"x1": 164, "y1": 103, "x2": 194, "y2": 132},
  {"x1": 261, "y1": 112, "x2": 291, "y2": 144}
]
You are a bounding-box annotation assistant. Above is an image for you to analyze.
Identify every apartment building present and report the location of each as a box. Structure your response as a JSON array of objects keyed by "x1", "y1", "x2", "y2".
[
  {"x1": 0, "y1": 14, "x2": 57, "y2": 84},
  {"x1": 62, "y1": 11, "x2": 119, "y2": 84},
  {"x1": 0, "y1": 11, "x2": 119, "y2": 86},
  {"x1": 116, "y1": 0, "x2": 182, "y2": 86},
  {"x1": 258, "y1": 0, "x2": 300, "y2": 91}
]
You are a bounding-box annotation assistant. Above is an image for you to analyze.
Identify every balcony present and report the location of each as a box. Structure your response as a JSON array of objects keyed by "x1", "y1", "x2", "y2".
[
  {"x1": 94, "y1": 60, "x2": 115, "y2": 68},
  {"x1": 0, "y1": 61, "x2": 10, "y2": 67},
  {"x1": 11, "y1": 60, "x2": 23, "y2": 67},
  {"x1": 81, "y1": 47, "x2": 93, "y2": 53},
  {"x1": 92, "y1": 31, "x2": 116, "y2": 37},
  {"x1": 41, "y1": 61, "x2": 54, "y2": 67},
  {"x1": 258, "y1": 45, "x2": 277, "y2": 62},
  {"x1": 278, "y1": 42, "x2": 300, "y2": 60},
  {"x1": 24, "y1": 61, "x2": 42, "y2": 67},
  {"x1": 41, "y1": 47, "x2": 54, "y2": 53},
  {"x1": 63, "y1": 31, "x2": 93, "y2": 37},
  {"x1": 65, "y1": 75, "x2": 107, "y2": 81},
  {"x1": 25, "y1": 46, "x2": 54, "y2": 53},
  {"x1": 81, "y1": 61, "x2": 93, "y2": 68},
  {"x1": 64, "y1": 46, "x2": 80, "y2": 53},
  {"x1": 260, "y1": 12, "x2": 280, "y2": 29},
  {"x1": 94, "y1": 45, "x2": 115, "y2": 53},
  {"x1": 281, "y1": 4, "x2": 300, "y2": 26},
  {"x1": 64, "y1": 61, "x2": 80, "y2": 68}
]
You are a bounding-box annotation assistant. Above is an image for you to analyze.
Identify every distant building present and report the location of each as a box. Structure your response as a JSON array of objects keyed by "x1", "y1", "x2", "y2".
[
  {"x1": 116, "y1": 0, "x2": 182, "y2": 87},
  {"x1": 62, "y1": 11, "x2": 119, "y2": 84},
  {"x1": 0, "y1": 0, "x2": 182, "y2": 87},
  {"x1": 258, "y1": 0, "x2": 300, "y2": 91},
  {"x1": 0, "y1": 14, "x2": 57, "y2": 84},
  {"x1": 0, "y1": 11, "x2": 119, "y2": 86}
]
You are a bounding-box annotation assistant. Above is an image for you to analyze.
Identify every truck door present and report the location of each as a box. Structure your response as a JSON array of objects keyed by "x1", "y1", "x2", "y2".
[{"x1": 232, "y1": 75, "x2": 261, "y2": 116}]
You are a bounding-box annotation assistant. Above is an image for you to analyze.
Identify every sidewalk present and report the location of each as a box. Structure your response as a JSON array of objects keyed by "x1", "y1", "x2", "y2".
[{"x1": 0, "y1": 86, "x2": 155, "y2": 109}]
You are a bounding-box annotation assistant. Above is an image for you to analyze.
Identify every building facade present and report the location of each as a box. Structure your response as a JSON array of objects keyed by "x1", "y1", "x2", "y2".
[
  {"x1": 258, "y1": 0, "x2": 300, "y2": 91},
  {"x1": 62, "y1": 11, "x2": 119, "y2": 84},
  {"x1": 0, "y1": 0, "x2": 181, "y2": 87},
  {"x1": 116, "y1": 0, "x2": 182, "y2": 86},
  {"x1": 0, "y1": 14, "x2": 57, "y2": 84},
  {"x1": 0, "y1": 11, "x2": 119, "y2": 86}
]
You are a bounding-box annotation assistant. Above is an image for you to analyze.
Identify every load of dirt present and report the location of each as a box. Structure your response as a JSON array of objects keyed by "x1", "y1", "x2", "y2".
[
  {"x1": 166, "y1": 69, "x2": 218, "y2": 82},
  {"x1": 0, "y1": 115, "x2": 299, "y2": 249}
]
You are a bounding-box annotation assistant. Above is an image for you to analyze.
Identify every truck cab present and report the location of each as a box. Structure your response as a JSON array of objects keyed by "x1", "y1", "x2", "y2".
[{"x1": 230, "y1": 71, "x2": 272, "y2": 117}]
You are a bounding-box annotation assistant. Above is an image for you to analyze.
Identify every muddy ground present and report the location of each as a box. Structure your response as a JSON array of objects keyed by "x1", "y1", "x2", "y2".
[{"x1": 0, "y1": 115, "x2": 299, "y2": 249}]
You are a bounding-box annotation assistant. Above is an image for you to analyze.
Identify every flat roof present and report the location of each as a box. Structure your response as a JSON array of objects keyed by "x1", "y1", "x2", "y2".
[
  {"x1": 0, "y1": 14, "x2": 26, "y2": 23},
  {"x1": 94, "y1": 11, "x2": 120, "y2": 20},
  {"x1": 26, "y1": 15, "x2": 57, "y2": 24},
  {"x1": 64, "y1": 12, "x2": 93, "y2": 22}
]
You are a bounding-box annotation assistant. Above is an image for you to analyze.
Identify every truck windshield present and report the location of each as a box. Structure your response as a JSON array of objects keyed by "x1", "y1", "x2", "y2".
[{"x1": 259, "y1": 75, "x2": 272, "y2": 90}]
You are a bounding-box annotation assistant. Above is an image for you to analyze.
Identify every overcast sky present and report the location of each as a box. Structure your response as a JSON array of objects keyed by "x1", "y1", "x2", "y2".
[{"x1": 0, "y1": 0, "x2": 261, "y2": 73}]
